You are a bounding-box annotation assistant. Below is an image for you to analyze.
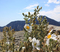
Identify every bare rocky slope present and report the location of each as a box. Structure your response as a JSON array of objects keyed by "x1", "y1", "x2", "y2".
[{"x1": 48, "y1": 25, "x2": 60, "y2": 30}]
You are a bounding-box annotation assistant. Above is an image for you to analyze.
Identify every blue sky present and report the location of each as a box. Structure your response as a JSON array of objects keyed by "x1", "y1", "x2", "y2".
[{"x1": 0, "y1": 0, "x2": 60, "y2": 26}]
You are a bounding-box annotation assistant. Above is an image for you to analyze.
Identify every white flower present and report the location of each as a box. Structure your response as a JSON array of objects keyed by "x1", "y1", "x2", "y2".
[
  {"x1": 49, "y1": 29, "x2": 53, "y2": 33},
  {"x1": 51, "y1": 34, "x2": 57, "y2": 40},
  {"x1": 48, "y1": 29, "x2": 53, "y2": 35},
  {"x1": 28, "y1": 37, "x2": 32, "y2": 42},
  {"x1": 22, "y1": 47, "x2": 25, "y2": 52},
  {"x1": 32, "y1": 37, "x2": 40, "y2": 50},
  {"x1": 46, "y1": 34, "x2": 57, "y2": 46},
  {"x1": 24, "y1": 24, "x2": 32, "y2": 33},
  {"x1": 6, "y1": 42, "x2": 10, "y2": 45},
  {"x1": 22, "y1": 47, "x2": 25, "y2": 50},
  {"x1": 46, "y1": 39, "x2": 49, "y2": 46}
]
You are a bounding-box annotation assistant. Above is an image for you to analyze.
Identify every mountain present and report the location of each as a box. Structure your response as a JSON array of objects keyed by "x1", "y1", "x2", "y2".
[
  {"x1": 0, "y1": 21, "x2": 25, "y2": 31},
  {"x1": 59, "y1": 22, "x2": 60, "y2": 24},
  {"x1": 42, "y1": 16, "x2": 60, "y2": 26},
  {"x1": 0, "y1": 27, "x2": 3, "y2": 31},
  {"x1": 0, "y1": 16, "x2": 60, "y2": 31},
  {"x1": 6, "y1": 21, "x2": 25, "y2": 31}
]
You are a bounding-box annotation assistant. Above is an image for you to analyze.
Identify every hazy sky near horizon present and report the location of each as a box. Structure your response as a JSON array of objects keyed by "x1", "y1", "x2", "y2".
[{"x1": 0, "y1": 0, "x2": 60, "y2": 26}]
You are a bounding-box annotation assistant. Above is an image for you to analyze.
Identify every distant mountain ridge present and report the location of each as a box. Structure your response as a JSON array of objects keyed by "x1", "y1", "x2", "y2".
[
  {"x1": 42, "y1": 16, "x2": 60, "y2": 26},
  {"x1": 0, "y1": 16, "x2": 60, "y2": 31}
]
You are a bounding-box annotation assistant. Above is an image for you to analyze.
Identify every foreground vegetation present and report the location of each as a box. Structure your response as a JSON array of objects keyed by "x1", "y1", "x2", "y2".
[{"x1": 0, "y1": 6, "x2": 60, "y2": 52}]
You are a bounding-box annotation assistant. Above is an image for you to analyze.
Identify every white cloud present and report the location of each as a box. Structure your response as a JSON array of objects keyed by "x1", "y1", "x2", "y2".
[
  {"x1": 45, "y1": 4, "x2": 50, "y2": 6},
  {"x1": 54, "y1": 5, "x2": 60, "y2": 12},
  {"x1": 48, "y1": 0, "x2": 60, "y2": 4},
  {"x1": 38, "y1": 5, "x2": 60, "y2": 21},
  {"x1": 24, "y1": 4, "x2": 39, "y2": 10},
  {"x1": 19, "y1": 5, "x2": 60, "y2": 21}
]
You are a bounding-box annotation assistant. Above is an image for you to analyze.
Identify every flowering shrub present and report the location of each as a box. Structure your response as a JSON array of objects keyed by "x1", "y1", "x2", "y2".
[
  {"x1": 0, "y1": 6, "x2": 60, "y2": 52},
  {"x1": 21, "y1": 6, "x2": 60, "y2": 52}
]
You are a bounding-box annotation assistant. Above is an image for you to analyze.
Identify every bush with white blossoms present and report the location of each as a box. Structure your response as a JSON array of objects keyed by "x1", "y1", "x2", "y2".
[
  {"x1": 21, "y1": 6, "x2": 60, "y2": 52},
  {"x1": 0, "y1": 6, "x2": 60, "y2": 52}
]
